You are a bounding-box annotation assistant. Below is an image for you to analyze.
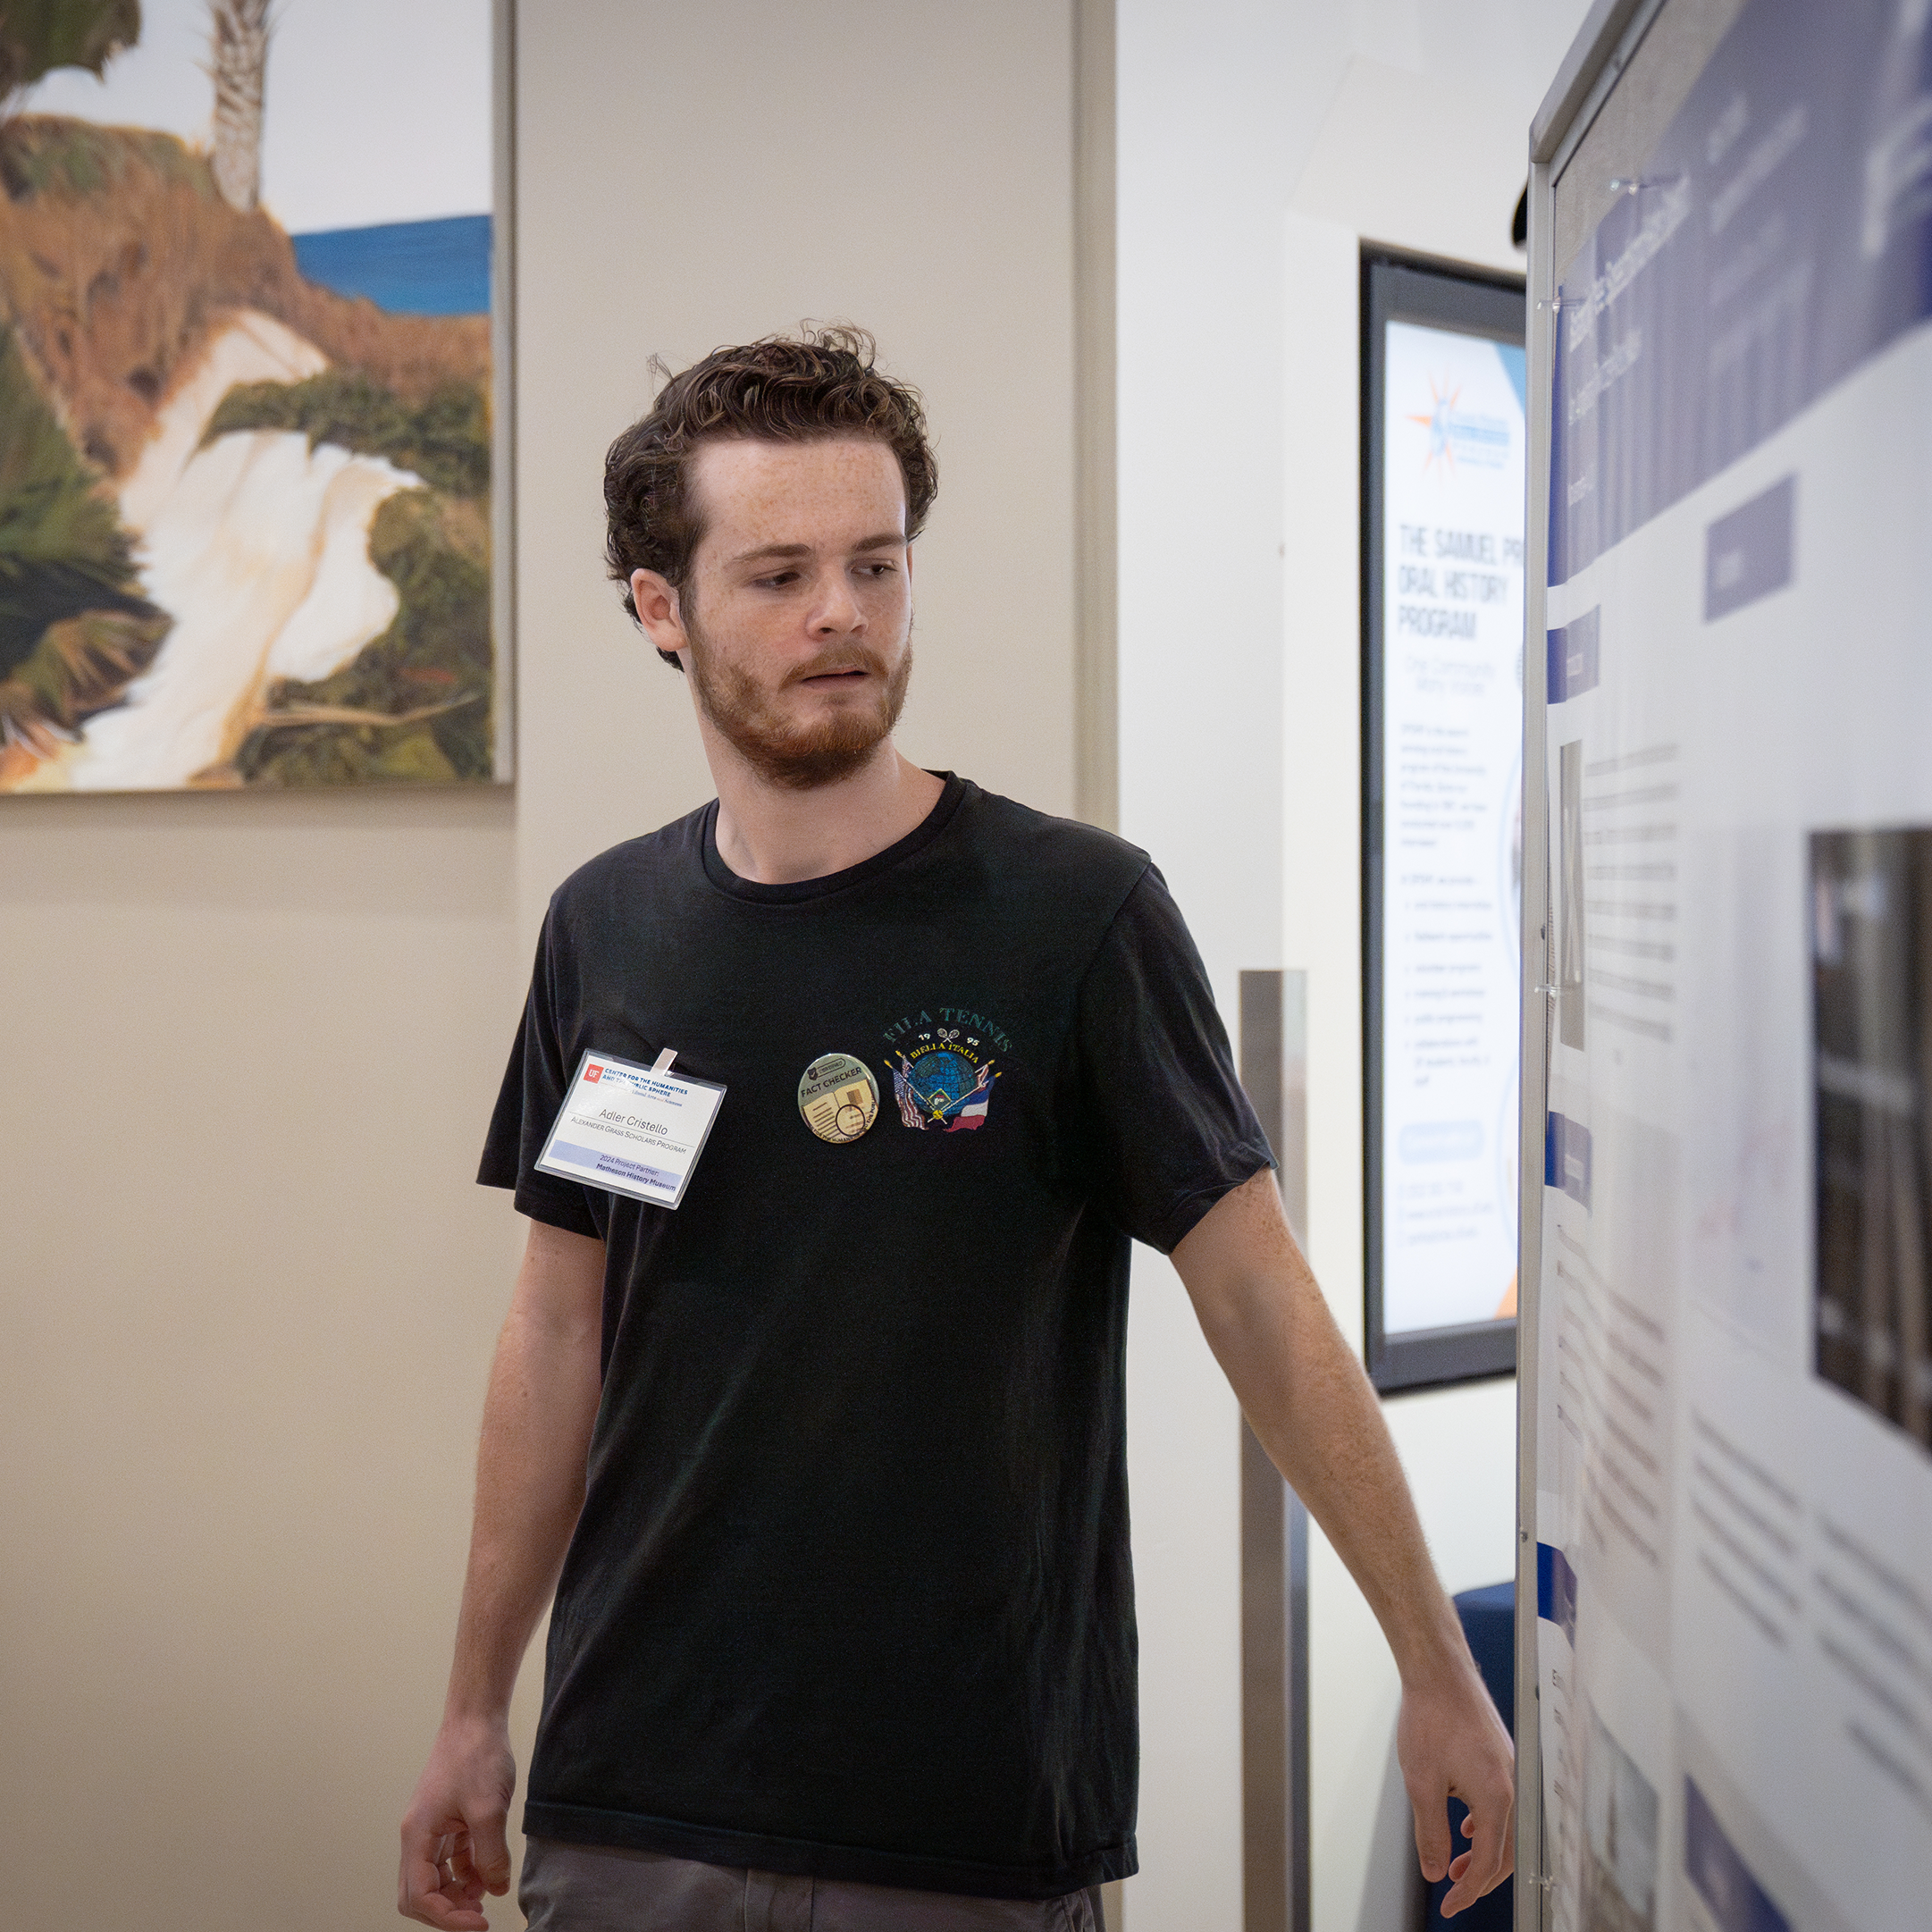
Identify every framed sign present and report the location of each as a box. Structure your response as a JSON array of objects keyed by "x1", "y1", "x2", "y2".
[{"x1": 1363, "y1": 248, "x2": 1525, "y2": 1391}]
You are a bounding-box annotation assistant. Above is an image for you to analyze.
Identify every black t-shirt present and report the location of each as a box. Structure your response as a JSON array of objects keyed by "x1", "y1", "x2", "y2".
[{"x1": 480, "y1": 774, "x2": 1273, "y2": 1900}]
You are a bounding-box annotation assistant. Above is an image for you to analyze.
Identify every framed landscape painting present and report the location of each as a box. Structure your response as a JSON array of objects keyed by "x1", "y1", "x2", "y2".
[{"x1": 0, "y1": 0, "x2": 507, "y2": 791}]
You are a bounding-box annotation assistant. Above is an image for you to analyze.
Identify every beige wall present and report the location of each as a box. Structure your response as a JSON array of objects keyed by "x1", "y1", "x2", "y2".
[
  {"x1": 0, "y1": 5, "x2": 1079, "y2": 1928},
  {"x1": 0, "y1": 788, "x2": 525, "y2": 1931},
  {"x1": 511, "y1": 0, "x2": 1079, "y2": 937}
]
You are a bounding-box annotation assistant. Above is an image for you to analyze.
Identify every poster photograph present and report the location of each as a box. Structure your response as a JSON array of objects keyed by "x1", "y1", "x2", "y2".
[
  {"x1": 1810, "y1": 827, "x2": 1932, "y2": 1452},
  {"x1": 0, "y1": 0, "x2": 500, "y2": 793},
  {"x1": 1581, "y1": 1704, "x2": 1659, "y2": 1932}
]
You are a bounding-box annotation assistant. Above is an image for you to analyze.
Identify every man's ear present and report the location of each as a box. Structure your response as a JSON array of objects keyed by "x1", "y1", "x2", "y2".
[{"x1": 630, "y1": 567, "x2": 687, "y2": 659}]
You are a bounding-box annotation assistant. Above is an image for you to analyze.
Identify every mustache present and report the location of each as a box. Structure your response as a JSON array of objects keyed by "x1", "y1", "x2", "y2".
[{"x1": 785, "y1": 647, "x2": 891, "y2": 684}]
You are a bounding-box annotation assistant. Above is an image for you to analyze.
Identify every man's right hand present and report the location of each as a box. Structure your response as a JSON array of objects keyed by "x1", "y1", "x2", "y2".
[
  {"x1": 398, "y1": 1716, "x2": 517, "y2": 1929},
  {"x1": 399, "y1": 1222, "x2": 603, "y2": 1925}
]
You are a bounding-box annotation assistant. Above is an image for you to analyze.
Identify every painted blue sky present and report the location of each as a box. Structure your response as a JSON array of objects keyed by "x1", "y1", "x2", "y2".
[{"x1": 20, "y1": 0, "x2": 491, "y2": 233}]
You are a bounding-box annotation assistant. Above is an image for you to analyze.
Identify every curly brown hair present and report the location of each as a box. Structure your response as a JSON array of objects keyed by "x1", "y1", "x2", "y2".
[{"x1": 604, "y1": 325, "x2": 938, "y2": 669}]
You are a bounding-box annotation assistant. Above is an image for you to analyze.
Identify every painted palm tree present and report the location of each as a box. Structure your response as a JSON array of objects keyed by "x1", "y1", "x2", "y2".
[{"x1": 207, "y1": 0, "x2": 269, "y2": 211}]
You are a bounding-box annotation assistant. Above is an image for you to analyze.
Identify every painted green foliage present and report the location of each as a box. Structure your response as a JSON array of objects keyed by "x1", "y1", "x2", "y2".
[
  {"x1": 0, "y1": 108, "x2": 207, "y2": 199},
  {"x1": 0, "y1": 0, "x2": 176, "y2": 751},
  {"x1": 215, "y1": 374, "x2": 495, "y2": 785},
  {"x1": 0, "y1": 0, "x2": 142, "y2": 107},
  {"x1": 0, "y1": 323, "x2": 166, "y2": 736},
  {"x1": 0, "y1": 322, "x2": 143, "y2": 668},
  {"x1": 207, "y1": 372, "x2": 491, "y2": 500}
]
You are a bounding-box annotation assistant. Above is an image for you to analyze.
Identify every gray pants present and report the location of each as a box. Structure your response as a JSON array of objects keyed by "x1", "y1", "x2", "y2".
[{"x1": 520, "y1": 1839, "x2": 1104, "y2": 1932}]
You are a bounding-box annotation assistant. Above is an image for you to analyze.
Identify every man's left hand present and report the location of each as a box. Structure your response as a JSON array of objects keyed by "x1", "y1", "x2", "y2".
[
  {"x1": 1397, "y1": 1666, "x2": 1516, "y2": 1918},
  {"x1": 1172, "y1": 1173, "x2": 1517, "y2": 1917}
]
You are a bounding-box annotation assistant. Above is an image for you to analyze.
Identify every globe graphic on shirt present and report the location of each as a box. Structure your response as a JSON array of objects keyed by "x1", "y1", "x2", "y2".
[{"x1": 918, "y1": 1051, "x2": 973, "y2": 1114}]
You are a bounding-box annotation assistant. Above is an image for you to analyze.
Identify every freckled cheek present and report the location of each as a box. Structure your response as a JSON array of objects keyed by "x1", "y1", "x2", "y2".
[
  {"x1": 728, "y1": 601, "x2": 807, "y2": 651},
  {"x1": 861, "y1": 579, "x2": 914, "y2": 627}
]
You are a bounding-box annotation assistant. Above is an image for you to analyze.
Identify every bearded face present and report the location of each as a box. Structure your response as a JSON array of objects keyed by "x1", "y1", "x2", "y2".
[
  {"x1": 682, "y1": 596, "x2": 913, "y2": 791},
  {"x1": 627, "y1": 438, "x2": 919, "y2": 792}
]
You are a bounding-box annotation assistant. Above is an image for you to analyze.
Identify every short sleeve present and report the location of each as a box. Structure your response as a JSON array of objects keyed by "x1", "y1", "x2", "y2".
[
  {"x1": 477, "y1": 912, "x2": 603, "y2": 1239},
  {"x1": 1072, "y1": 865, "x2": 1275, "y2": 1253}
]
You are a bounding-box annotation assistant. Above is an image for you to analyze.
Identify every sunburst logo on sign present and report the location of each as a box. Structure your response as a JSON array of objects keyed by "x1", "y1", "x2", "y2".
[
  {"x1": 1407, "y1": 376, "x2": 1511, "y2": 475},
  {"x1": 1408, "y1": 377, "x2": 1461, "y2": 472}
]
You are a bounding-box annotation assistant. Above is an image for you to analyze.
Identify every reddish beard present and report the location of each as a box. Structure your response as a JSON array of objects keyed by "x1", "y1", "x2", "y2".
[{"x1": 684, "y1": 603, "x2": 913, "y2": 790}]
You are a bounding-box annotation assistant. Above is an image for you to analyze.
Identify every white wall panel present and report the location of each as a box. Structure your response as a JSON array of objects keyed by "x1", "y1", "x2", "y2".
[{"x1": 1118, "y1": 6, "x2": 1592, "y2": 1928}]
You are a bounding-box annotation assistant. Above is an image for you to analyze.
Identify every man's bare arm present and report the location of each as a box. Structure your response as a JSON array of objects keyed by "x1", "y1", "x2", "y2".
[
  {"x1": 398, "y1": 1220, "x2": 605, "y2": 1931},
  {"x1": 1172, "y1": 1169, "x2": 1515, "y2": 1919}
]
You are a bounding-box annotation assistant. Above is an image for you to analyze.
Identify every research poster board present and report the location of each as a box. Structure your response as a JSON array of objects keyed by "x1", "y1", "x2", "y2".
[
  {"x1": 1365, "y1": 256, "x2": 1526, "y2": 1390},
  {"x1": 1530, "y1": 3, "x2": 1932, "y2": 1929}
]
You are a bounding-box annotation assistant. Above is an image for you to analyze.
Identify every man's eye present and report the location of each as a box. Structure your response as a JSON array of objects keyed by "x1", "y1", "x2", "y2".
[{"x1": 754, "y1": 570, "x2": 800, "y2": 590}]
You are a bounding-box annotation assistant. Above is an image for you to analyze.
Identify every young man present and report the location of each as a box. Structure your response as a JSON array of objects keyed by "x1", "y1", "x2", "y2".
[{"x1": 399, "y1": 329, "x2": 1513, "y2": 1931}]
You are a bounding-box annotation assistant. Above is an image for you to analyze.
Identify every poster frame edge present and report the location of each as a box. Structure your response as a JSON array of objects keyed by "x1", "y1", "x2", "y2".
[
  {"x1": 490, "y1": 0, "x2": 517, "y2": 785},
  {"x1": 1531, "y1": 0, "x2": 1657, "y2": 164},
  {"x1": 1515, "y1": 146, "x2": 1557, "y2": 1932},
  {"x1": 1516, "y1": 0, "x2": 1659, "y2": 1914}
]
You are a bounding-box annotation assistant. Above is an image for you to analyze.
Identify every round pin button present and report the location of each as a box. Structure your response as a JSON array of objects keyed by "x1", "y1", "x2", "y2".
[{"x1": 797, "y1": 1053, "x2": 879, "y2": 1144}]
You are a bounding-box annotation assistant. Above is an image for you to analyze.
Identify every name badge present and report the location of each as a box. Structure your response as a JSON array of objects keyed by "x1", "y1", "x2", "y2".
[{"x1": 535, "y1": 1047, "x2": 725, "y2": 1210}]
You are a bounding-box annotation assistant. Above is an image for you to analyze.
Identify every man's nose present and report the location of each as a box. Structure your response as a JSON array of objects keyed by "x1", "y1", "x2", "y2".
[{"x1": 810, "y1": 571, "x2": 863, "y2": 635}]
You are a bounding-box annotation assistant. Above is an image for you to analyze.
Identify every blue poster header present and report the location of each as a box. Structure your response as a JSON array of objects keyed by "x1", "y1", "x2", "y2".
[{"x1": 1550, "y1": 0, "x2": 1932, "y2": 584}]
